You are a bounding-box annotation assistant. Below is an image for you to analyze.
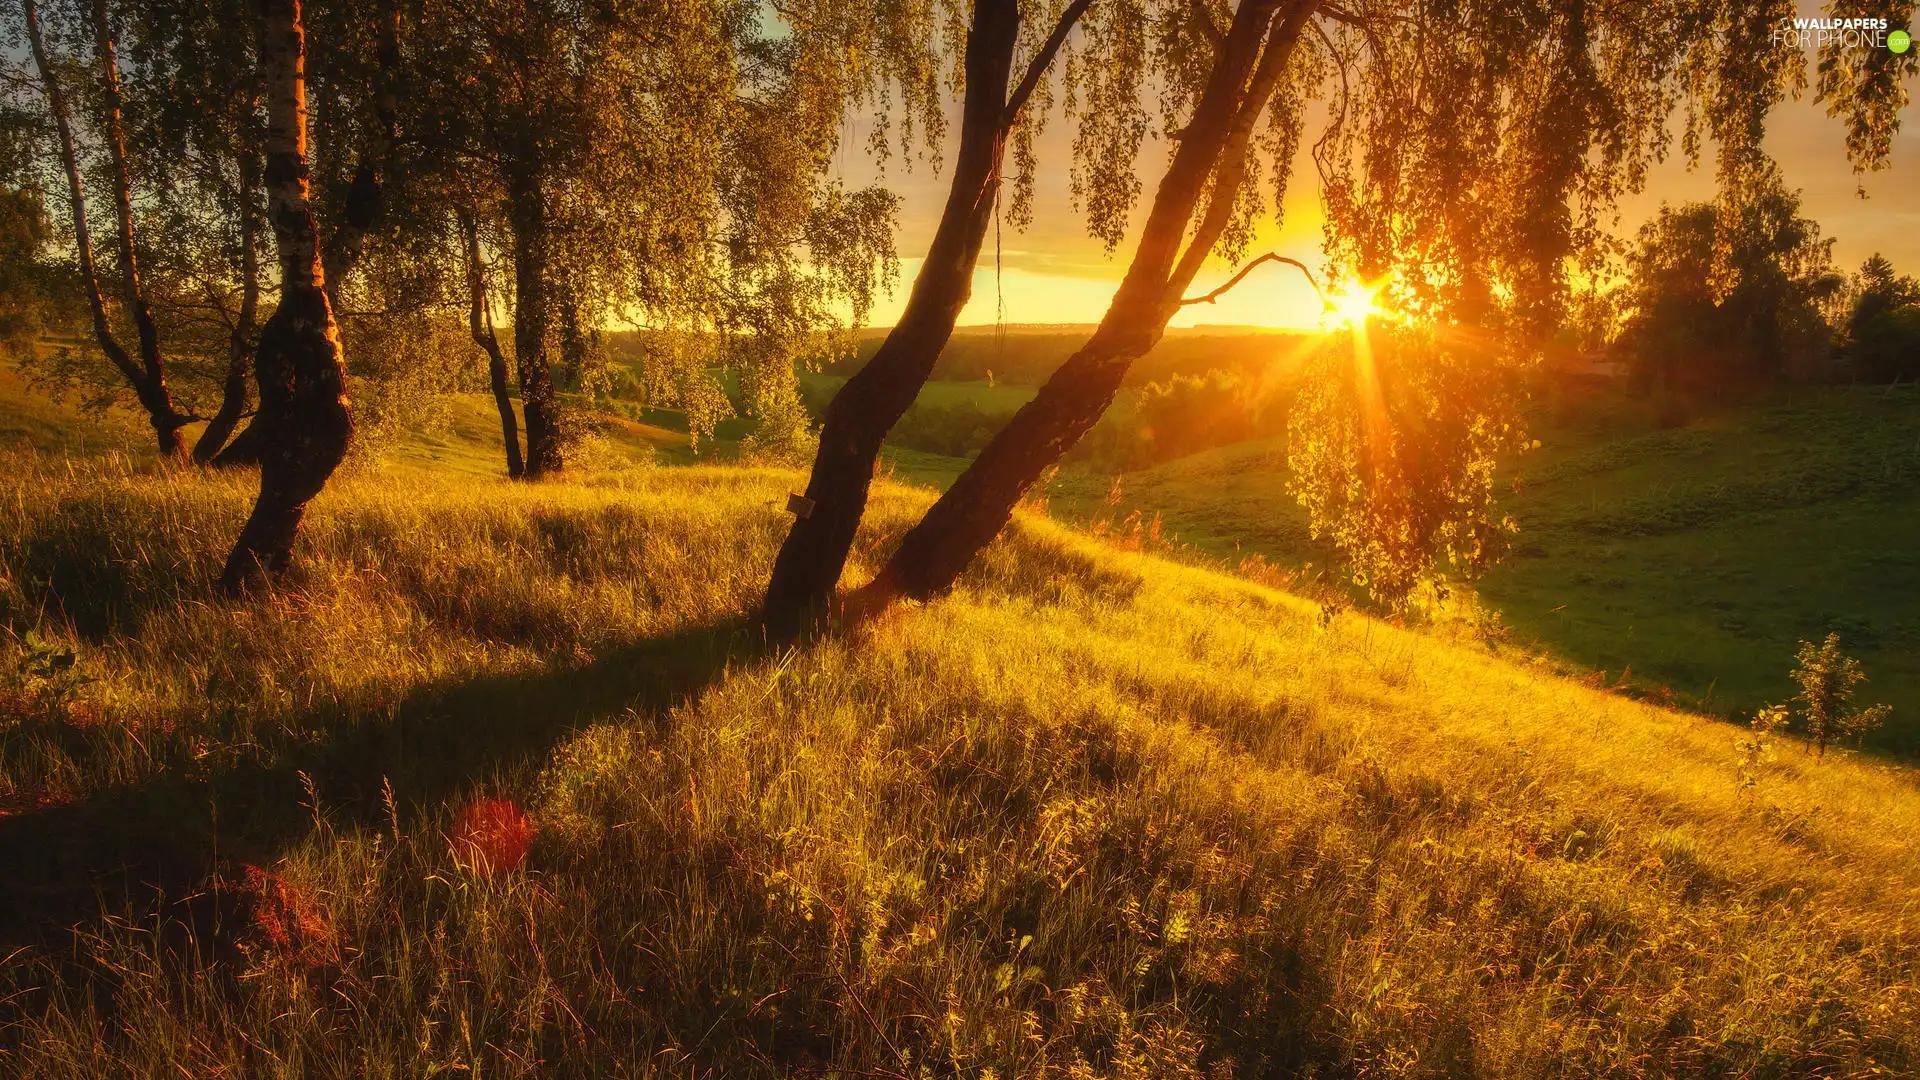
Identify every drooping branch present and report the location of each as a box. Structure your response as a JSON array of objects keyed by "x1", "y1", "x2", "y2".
[
  {"x1": 1004, "y1": 0, "x2": 1094, "y2": 123},
  {"x1": 1186, "y1": 0, "x2": 1226, "y2": 53},
  {"x1": 1307, "y1": 17, "x2": 1349, "y2": 188},
  {"x1": 1177, "y1": 251, "x2": 1331, "y2": 308}
]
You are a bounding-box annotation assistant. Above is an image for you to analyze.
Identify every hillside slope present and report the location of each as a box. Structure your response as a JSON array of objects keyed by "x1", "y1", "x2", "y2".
[
  {"x1": 1, "y1": 456, "x2": 1917, "y2": 1077},
  {"x1": 1036, "y1": 387, "x2": 1920, "y2": 754}
]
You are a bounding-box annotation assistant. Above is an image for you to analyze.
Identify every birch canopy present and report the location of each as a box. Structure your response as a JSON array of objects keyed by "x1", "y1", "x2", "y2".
[{"x1": 844, "y1": 0, "x2": 1915, "y2": 613}]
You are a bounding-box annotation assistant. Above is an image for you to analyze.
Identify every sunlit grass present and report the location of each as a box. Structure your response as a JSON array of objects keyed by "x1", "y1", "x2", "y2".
[{"x1": 0, "y1": 449, "x2": 1914, "y2": 1076}]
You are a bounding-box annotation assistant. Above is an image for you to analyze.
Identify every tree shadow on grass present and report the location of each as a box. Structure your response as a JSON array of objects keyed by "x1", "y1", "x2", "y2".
[{"x1": 0, "y1": 614, "x2": 767, "y2": 958}]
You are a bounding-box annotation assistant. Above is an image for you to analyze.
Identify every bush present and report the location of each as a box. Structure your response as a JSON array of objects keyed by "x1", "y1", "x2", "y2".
[
  {"x1": 1782, "y1": 633, "x2": 1892, "y2": 756},
  {"x1": 1846, "y1": 305, "x2": 1920, "y2": 383}
]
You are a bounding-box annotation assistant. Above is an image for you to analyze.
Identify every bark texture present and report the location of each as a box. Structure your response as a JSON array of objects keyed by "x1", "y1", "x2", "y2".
[
  {"x1": 508, "y1": 168, "x2": 563, "y2": 478},
  {"x1": 855, "y1": 0, "x2": 1311, "y2": 607},
  {"x1": 23, "y1": 0, "x2": 192, "y2": 456},
  {"x1": 759, "y1": 0, "x2": 1089, "y2": 639},
  {"x1": 219, "y1": 0, "x2": 353, "y2": 594}
]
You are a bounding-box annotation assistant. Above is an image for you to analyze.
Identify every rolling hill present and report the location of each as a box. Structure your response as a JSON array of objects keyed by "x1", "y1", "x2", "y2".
[
  {"x1": 1020, "y1": 386, "x2": 1920, "y2": 757},
  {"x1": 0, "y1": 388, "x2": 1916, "y2": 1076}
]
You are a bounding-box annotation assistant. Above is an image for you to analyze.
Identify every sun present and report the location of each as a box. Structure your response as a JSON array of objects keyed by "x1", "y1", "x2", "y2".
[{"x1": 1328, "y1": 281, "x2": 1384, "y2": 327}]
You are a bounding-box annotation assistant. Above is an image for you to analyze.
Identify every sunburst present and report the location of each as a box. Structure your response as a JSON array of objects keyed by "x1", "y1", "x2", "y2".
[{"x1": 1328, "y1": 281, "x2": 1384, "y2": 328}]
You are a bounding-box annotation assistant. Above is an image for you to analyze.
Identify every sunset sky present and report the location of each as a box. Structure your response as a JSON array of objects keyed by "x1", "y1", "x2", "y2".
[{"x1": 847, "y1": 46, "x2": 1919, "y2": 332}]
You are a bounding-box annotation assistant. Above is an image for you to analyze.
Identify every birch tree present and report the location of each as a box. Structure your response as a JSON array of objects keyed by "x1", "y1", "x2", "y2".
[
  {"x1": 218, "y1": 0, "x2": 351, "y2": 592},
  {"x1": 17, "y1": 0, "x2": 195, "y2": 455},
  {"x1": 841, "y1": 0, "x2": 1914, "y2": 616}
]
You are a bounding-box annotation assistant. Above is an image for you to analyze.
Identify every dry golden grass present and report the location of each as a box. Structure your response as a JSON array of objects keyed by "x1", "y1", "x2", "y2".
[{"x1": 0, "y1": 451, "x2": 1915, "y2": 1077}]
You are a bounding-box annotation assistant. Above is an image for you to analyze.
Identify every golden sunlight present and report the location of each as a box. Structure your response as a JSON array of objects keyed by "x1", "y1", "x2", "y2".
[{"x1": 1329, "y1": 281, "x2": 1384, "y2": 327}]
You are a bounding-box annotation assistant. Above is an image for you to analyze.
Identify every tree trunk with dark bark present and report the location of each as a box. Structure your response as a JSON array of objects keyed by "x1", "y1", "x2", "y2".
[
  {"x1": 759, "y1": 0, "x2": 1089, "y2": 639},
  {"x1": 853, "y1": 0, "x2": 1309, "y2": 608},
  {"x1": 210, "y1": 417, "x2": 266, "y2": 466},
  {"x1": 508, "y1": 168, "x2": 563, "y2": 478},
  {"x1": 462, "y1": 209, "x2": 523, "y2": 478},
  {"x1": 558, "y1": 286, "x2": 588, "y2": 392},
  {"x1": 219, "y1": 0, "x2": 353, "y2": 595},
  {"x1": 23, "y1": 0, "x2": 192, "y2": 457},
  {"x1": 195, "y1": 152, "x2": 262, "y2": 464}
]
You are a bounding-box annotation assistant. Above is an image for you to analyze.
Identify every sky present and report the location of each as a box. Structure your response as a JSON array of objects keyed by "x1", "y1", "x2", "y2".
[{"x1": 841, "y1": 29, "x2": 1919, "y2": 332}]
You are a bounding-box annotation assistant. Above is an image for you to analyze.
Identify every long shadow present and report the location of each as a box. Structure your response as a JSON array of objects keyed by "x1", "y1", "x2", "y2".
[{"x1": 0, "y1": 615, "x2": 769, "y2": 957}]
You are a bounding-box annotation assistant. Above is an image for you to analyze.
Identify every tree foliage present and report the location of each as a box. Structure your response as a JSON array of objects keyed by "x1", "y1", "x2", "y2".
[
  {"x1": 1841, "y1": 253, "x2": 1920, "y2": 383},
  {"x1": 1289, "y1": 321, "x2": 1530, "y2": 603},
  {"x1": 1617, "y1": 171, "x2": 1840, "y2": 404},
  {"x1": 852, "y1": 0, "x2": 1916, "y2": 614},
  {"x1": 1785, "y1": 632, "x2": 1892, "y2": 756}
]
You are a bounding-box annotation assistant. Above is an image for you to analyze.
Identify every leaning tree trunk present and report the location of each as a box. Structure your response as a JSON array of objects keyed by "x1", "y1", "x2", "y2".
[
  {"x1": 87, "y1": 0, "x2": 188, "y2": 456},
  {"x1": 508, "y1": 169, "x2": 564, "y2": 478},
  {"x1": 759, "y1": 0, "x2": 1091, "y2": 639},
  {"x1": 22, "y1": 0, "x2": 190, "y2": 457},
  {"x1": 195, "y1": 150, "x2": 262, "y2": 463},
  {"x1": 461, "y1": 208, "x2": 523, "y2": 478},
  {"x1": 219, "y1": 0, "x2": 353, "y2": 595},
  {"x1": 853, "y1": 0, "x2": 1310, "y2": 607}
]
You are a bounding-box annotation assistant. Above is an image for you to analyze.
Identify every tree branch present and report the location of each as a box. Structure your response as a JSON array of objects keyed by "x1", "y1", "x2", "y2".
[
  {"x1": 1004, "y1": 0, "x2": 1095, "y2": 124},
  {"x1": 1167, "y1": 1, "x2": 1316, "y2": 295},
  {"x1": 1177, "y1": 252, "x2": 1331, "y2": 308}
]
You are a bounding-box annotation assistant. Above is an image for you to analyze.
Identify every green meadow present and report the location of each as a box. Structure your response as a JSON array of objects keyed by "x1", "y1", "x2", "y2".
[{"x1": 841, "y1": 372, "x2": 1920, "y2": 757}]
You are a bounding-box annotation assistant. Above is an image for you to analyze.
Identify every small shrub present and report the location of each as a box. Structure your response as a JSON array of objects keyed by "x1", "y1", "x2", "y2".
[
  {"x1": 1781, "y1": 633, "x2": 1892, "y2": 756},
  {"x1": 1735, "y1": 704, "x2": 1790, "y2": 796},
  {"x1": 3, "y1": 631, "x2": 95, "y2": 723},
  {"x1": 232, "y1": 863, "x2": 338, "y2": 970}
]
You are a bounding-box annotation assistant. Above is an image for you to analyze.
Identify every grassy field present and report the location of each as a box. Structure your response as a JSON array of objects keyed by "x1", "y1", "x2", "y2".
[
  {"x1": 557, "y1": 365, "x2": 1920, "y2": 755},
  {"x1": 146, "y1": 364, "x2": 1919, "y2": 757},
  {"x1": 2, "y1": 441, "x2": 1918, "y2": 1076},
  {"x1": 984, "y1": 386, "x2": 1920, "y2": 757}
]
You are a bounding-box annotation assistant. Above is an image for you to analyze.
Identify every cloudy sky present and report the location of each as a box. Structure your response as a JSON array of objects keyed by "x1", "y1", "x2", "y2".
[{"x1": 841, "y1": 30, "x2": 1918, "y2": 331}]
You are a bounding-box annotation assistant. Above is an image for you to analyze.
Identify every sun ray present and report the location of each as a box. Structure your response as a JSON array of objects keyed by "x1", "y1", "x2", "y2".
[{"x1": 1329, "y1": 281, "x2": 1385, "y2": 328}]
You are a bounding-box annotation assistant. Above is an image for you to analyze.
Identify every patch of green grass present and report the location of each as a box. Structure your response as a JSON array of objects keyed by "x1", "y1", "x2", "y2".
[
  {"x1": 0, "y1": 359, "x2": 145, "y2": 457},
  {"x1": 1482, "y1": 387, "x2": 1920, "y2": 751}
]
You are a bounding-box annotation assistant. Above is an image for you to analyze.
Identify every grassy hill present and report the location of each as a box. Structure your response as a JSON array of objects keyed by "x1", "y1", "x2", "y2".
[
  {"x1": 1020, "y1": 386, "x2": 1920, "y2": 757},
  {"x1": 1, "y1": 427, "x2": 1918, "y2": 1074}
]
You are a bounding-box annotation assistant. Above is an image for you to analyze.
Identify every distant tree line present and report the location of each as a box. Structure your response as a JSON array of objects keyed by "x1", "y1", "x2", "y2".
[
  {"x1": 1610, "y1": 170, "x2": 1920, "y2": 414},
  {"x1": 820, "y1": 327, "x2": 1314, "y2": 388}
]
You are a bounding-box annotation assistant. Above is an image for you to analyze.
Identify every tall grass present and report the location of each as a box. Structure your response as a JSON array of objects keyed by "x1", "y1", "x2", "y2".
[{"x1": 0, "y1": 452, "x2": 1916, "y2": 1077}]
